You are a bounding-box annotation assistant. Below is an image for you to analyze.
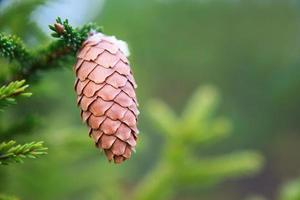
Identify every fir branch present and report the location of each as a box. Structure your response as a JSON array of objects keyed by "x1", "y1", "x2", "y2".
[
  {"x1": 4, "y1": 17, "x2": 102, "y2": 82},
  {"x1": 49, "y1": 17, "x2": 102, "y2": 51},
  {"x1": 178, "y1": 152, "x2": 264, "y2": 185},
  {"x1": 0, "y1": 140, "x2": 47, "y2": 165},
  {"x1": 0, "y1": 33, "x2": 32, "y2": 63},
  {"x1": 137, "y1": 86, "x2": 264, "y2": 200},
  {"x1": 0, "y1": 80, "x2": 32, "y2": 111}
]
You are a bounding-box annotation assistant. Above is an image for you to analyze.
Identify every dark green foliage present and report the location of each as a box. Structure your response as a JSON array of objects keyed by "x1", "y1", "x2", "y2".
[
  {"x1": 0, "y1": 15, "x2": 99, "y2": 168},
  {"x1": 0, "y1": 17, "x2": 101, "y2": 83},
  {"x1": 0, "y1": 80, "x2": 31, "y2": 111},
  {"x1": 0, "y1": 140, "x2": 47, "y2": 165},
  {"x1": 0, "y1": 15, "x2": 100, "y2": 199},
  {"x1": 0, "y1": 34, "x2": 31, "y2": 63}
]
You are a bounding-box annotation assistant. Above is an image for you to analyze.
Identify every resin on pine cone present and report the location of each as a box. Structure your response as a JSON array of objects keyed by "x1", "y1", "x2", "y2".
[{"x1": 74, "y1": 33, "x2": 139, "y2": 164}]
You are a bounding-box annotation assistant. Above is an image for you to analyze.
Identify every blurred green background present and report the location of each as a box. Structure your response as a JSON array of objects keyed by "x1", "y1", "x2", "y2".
[{"x1": 0, "y1": 0, "x2": 300, "y2": 200}]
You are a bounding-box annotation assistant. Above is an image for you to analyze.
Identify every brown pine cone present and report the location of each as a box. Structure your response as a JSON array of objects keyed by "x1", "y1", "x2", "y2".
[{"x1": 74, "y1": 33, "x2": 139, "y2": 164}]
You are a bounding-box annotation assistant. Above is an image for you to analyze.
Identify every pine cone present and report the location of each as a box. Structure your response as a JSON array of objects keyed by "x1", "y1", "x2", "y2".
[{"x1": 74, "y1": 33, "x2": 139, "y2": 164}]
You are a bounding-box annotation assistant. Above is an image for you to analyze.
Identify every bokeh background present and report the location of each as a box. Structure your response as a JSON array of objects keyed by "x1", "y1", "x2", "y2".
[{"x1": 0, "y1": 0, "x2": 300, "y2": 200}]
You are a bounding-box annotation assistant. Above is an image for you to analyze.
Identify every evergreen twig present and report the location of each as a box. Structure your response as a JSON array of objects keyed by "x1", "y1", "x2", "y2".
[
  {"x1": 0, "y1": 33, "x2": 32, "y2": 63},
  {"x1": 135, "y1": 86, "x2": 264, "y2": 200},
  {"x1": 49, "y1": 17, "x2": 102, "y2": 51},
  {"x1": 0, "y1": 140, "x2": 47, "y2": 165},
  {"x1": 0, "y1": 80, "x2": 32, "y2": 111},
  {"x1": 1, "y1": 17, "x2": 102, "y2": 83}
]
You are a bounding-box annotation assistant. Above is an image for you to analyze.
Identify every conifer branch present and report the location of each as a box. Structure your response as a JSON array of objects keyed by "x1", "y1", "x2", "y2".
[
  {"x1": 136, "y1": 86, "x2": 264, "y2": 200},
  {"x1": 1, "y1": 17, "x2": 102, "y2": 83},
  {"x1": 0, "y1": 80, "x2": 32, "y2": 111},
  {"x1": 49, "y1": 17, "x2": 102, "y2": 51},
  {"x1": 0, "y1": 33, "x2": 32, "y2": 63},
  {"x1": 0, "y1": 140, "x2": 47, "y2": 165}
]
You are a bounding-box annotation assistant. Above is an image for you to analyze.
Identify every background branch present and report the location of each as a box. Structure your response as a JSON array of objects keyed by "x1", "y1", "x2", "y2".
[
  {"x1": 0, "y1": 80, "x2": 31, "y2": 111},
  {"x1": 0, "y1": 140, "x2": 47, "y2": 165}
]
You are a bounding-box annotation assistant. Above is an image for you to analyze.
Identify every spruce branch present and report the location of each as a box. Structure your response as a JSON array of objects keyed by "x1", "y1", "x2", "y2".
[
  {"x1": 1, "y1": 17, "x2": 102, "y2": 83},
  {"x1": 49, "y1": 17, "x2": 102, "y2": 51},
  {"x1": 136, "y1": 86, "x2": 264, "y2": 200},
  {"x1": 0, "y1": 140, "x2": 47, "y2": 165},
  {"x1": 0, "y1": 80, "x2": 32, "y2": 111},
  {"x1": 178, "y1": 152, "x2": 264, "y2": 185},
  {"x1": 0, "y1": 33, "x2": 32, "y2": 63}
]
